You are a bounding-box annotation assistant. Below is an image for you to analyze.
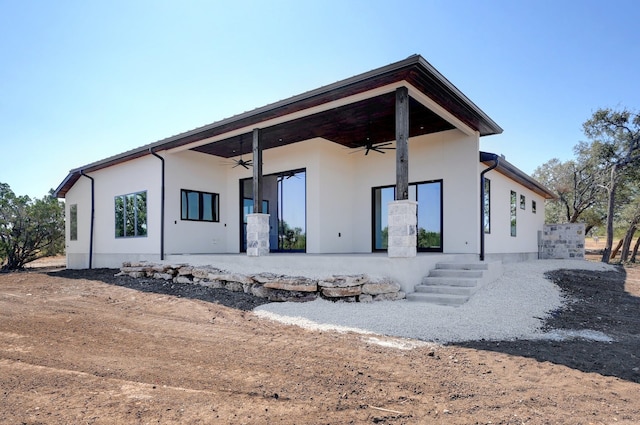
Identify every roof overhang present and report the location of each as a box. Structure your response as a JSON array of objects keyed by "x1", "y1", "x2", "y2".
[
  {"x1": 55, "y1": 55, "x2": 503, "y2": 198},
  {"x1": 480, "y1": 152, "x2": 556, "y2": 199}
]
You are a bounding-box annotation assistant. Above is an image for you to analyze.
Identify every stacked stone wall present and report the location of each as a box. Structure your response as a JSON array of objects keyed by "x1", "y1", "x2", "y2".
[
  {"x1": 119, "y1": 262, "x2": 405, "y2": 303},
  {"x1": 539, "y1": 223, "x2": 585, "y2": 259}
]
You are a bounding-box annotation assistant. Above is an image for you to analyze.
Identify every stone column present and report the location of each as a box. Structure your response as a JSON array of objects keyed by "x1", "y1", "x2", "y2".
[
  {"x1": 387, "y1": 200, "x2": 417, "y2": 258},
  {"x1": 246, "y1": 213, "x2": 270, "y2": 257}
]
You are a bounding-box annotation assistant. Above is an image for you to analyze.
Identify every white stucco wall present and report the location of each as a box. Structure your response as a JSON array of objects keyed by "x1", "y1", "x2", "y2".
[
  {"x1": 482, "y1": 165, "x2": 546, "y2": 260},
  {"x1": 63, "y1": 127, "x2": 549, "y2": 268},
  {"x1": 65, "y1": 155, "x2": 162, "y2": 268},
  {"x1": 163, "y1": 150, "x2": 228, "y2": 254}
]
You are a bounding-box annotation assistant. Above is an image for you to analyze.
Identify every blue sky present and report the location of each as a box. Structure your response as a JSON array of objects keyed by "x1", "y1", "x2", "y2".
[{"x1": 1, "y1": 0, "x2": 638, "y2": 199}]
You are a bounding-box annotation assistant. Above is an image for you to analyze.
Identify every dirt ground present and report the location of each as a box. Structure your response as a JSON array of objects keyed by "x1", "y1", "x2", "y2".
[{"x1": 1, "y1": 257, "x2": 639, "y2": 424}]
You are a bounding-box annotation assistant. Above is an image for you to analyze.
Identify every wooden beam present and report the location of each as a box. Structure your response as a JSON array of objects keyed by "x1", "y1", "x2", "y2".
[
  {"x1": 395, "y1": 87, "x2": 409, "y2": 200},
  {"x1": 252, "y1": 128, "x2": 263, "y2": 213}
]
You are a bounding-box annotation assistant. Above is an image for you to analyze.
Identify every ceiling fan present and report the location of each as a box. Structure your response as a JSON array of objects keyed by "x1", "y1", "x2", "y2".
[
  {"x1": 231, "y1": 156, "x2": 253, "y2": 169},
  {"x1": 351, "y1": 140, "x2": 395, "y2": 155},
  {"x1": 229, "y1": 137, "x2": 253, "y2": 169},
  {"x1": 350, "y1": 115, "x2": 395, "y2": 155}
]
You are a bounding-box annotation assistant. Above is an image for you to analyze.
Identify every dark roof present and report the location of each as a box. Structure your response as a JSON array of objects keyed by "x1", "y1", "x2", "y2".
[
  {"x1": 55, "y1": 55, "x2": 503, "y2": 197},
  {"x1": 480, "y1": 152, "x2": 556, "y2": 199}
]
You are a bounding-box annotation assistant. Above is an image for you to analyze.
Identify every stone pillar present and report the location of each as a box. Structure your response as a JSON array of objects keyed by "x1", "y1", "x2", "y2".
[
  {"x1": 387, "y1": 200, "x2": 417, "y2": 258},
  {"x1": 247, "y1": 213, "x2": 270, "y2": 257}
]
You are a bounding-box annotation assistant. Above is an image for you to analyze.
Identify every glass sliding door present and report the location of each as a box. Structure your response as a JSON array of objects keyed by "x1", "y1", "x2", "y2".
[
  {"x1": 240, "y1": 169, "x2": 306, "y2": 252},
  {"x1": 372, "y1": 180, "x2": 443, "y2": 252},
  {"x1": 415, "y1": 180, "x2": 442, "y2": 251},
  {"x1": 372, "y1": 186, "x2": 395, "y2": 250},
  {"x1": 277, "y1": 170, "x2": 306, "y2": 251}
]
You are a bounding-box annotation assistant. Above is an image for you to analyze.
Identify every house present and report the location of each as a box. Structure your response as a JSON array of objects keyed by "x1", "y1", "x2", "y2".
[{"x1": 54, "y1": 55, "x2": 554, "y2": 293}]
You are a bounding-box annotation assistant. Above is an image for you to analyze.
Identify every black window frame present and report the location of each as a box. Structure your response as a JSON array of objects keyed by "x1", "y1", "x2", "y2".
[
  {"x1": 69, "y1": 204, "x2": 78, "y2": 241},
  {"x1": 181, "y1": 189, "x2": 220, "y2": 222},
  {"x1": 115, "y1": 190, "x2": 147, "y2": 238},
  {"x1": 532, "y1": 200, "x2": 537, "y2": 214},
  {"x1": 483, "y1": 178, "x2": 491, "y2": 234},
  {"x1": 520, "y1": 194, "x2": 526, "y2": 210},
  {"x1": 510, "y1": 190, "x2": 517, "y2": 237},
  {"x1": 371, "y1": 179, "x2": 444, "y2": 253}
]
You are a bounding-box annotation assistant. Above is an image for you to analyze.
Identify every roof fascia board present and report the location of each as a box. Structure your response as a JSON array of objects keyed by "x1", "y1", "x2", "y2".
[
  {"x1": 481, "y1": 152, "x2": 555, "y2": 199},
  {"x1": 406, "y1": 84, "x2": 477, "y2": 137},
  {"x1": 415, "y1": 56, "x2": 503, "y2": 135}
]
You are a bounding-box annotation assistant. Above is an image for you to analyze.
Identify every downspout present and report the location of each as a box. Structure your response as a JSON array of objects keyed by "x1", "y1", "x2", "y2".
[
  {"x1": 79, "y1": 170, "x2": 95, "y2": 269},
  {"x1": 480, "y1": 153, "x2": 499, "y2": 261},
  {"x1": 149, "y1": 147, "x2": 165, "y2": 261}
]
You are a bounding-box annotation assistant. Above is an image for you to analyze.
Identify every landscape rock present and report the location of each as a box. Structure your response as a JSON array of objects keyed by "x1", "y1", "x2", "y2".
[
  {"x1": 177, "y1": 267, "x2": 194, "y2": 276},
  {"x1": 174, "y1": 276, "x2": 192, "y2": 284},
  {"x1": 210, "y1": 272, "x2": 254, "y2": 285},
  {"x1": 263, "y1": 277, "x2": 318, "y2": 292},
  {"x1": 225, "y1": 281, "x2": 244, "y2": 292},
  {"x1": 318, "y1": 274, "x2": 369, "y2": 288},
  {"x1": 362, "y1": 280, "x2": 401, "y2": 295},
  {"x1": 322, "y1": 286, "x2": 362, "y2": 298},
  {"x1": 373, "y1": 291, "x2": 406, "y2": 301}
]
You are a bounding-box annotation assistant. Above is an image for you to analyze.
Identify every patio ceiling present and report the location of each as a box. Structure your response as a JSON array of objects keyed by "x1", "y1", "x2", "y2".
[{"x1": 192, "y1": 93, "x2": 455, "y2": 158}]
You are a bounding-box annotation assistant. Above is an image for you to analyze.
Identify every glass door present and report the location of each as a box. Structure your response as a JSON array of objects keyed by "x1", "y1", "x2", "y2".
[
  {"x1": 240, "y1": 169, "x2": 306, "y2": 252},
  {"x1": 372, "y1": 180, "x2": 442, "y2": 252}
]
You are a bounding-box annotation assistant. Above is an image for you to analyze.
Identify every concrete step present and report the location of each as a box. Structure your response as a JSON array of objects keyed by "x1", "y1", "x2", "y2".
[
  {"x1": 408, "y1": 260, "x2": 503, "y2": 306},
  {"x1": 406, "y1": 292, "x2": 469, "y2": 306},
  {"x1": 421, "y1": 276, "x2": 479, "y2": 287},
  {"x1": 414, "y1": 284, "x2": 476, "y2": 296},
  {"x1": 429, "y1": 269, "x2": 484, "y2": 278},
  {"x1": 435, "y1": 262, "x2": 490, "y2": 271}
]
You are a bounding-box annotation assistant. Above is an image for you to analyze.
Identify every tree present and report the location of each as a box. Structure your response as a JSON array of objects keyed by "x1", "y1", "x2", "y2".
[
  {"x1": 532, "y1": 157, "x2": 606, "y2": 232},
  {"x1": 277, "y1": 220, "x2": 306, "y2": 250},
  {"x1": 0, "y1": 183, "x2": 65, "y2": 271},
  {"x1": 582, "y1": 108, "x2": 640, "y2": 263}
]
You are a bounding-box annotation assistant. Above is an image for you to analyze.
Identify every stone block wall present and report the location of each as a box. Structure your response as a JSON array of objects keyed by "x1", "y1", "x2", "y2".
[
  {"x1": 539, "y1": 223, "x2": 585, "y2": 259},
  {"x1": 119, "y1": 262, "x2": 406, "y2": 303}
]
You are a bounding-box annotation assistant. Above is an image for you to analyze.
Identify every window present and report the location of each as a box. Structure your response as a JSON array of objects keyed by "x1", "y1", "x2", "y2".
[
  {"x1": 115, "y1": 191, "x2": 147, "y2": 238},
  {"x1": 372, "y1": 180, "x2": 443, "y2": 252},
  {"x1": 70, "y1": 204, "x2": 78, "y2": 241},
  {"x1": 520, "y1": 194, "x2": 526, "y2": 210},
  {"x1": 483, "y1": 178, "x2": 491, "y2": 234},
  {"x1": 532, "y1": 200, "x2": 537, "y2": 214},
  {"x1": 510, "y1": 191, "x2": 517, "y2": 237},
  {"x1": 181, "y1": 189, "x2": 219, "y2": 222}
]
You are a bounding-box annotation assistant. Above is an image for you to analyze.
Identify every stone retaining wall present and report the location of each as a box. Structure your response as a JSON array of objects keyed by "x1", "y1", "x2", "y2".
[
  {"x1": 539, "y1": 223, "x2": 585, "y2": 259},
  {"x1": 118, "y1": 262, "x2": 406, "y2": 303}
]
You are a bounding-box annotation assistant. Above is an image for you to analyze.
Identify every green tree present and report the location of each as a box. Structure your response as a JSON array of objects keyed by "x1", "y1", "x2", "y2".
[
  {"x1": 532, "y1": 157, "x2": 606, "y2": 232},
  {"x1": 582, "y1": 108, "x2": 640, "y2": 263},
  {"x1": 0, "y1": 183, "x2": 65, "y2": 271},
  {"x1": 278, "y1": 220, "x2": 306, "y2": 250}
]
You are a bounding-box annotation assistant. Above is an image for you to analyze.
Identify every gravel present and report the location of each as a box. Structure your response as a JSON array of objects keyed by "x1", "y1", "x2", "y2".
[{"x1": 254, "y1": 260, "x2": 617, "y2": 344}]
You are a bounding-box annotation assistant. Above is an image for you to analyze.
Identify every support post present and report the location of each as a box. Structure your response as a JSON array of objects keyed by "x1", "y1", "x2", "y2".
[
  {"x1": 252, "y1": 128, "x2": 263, "y2": 213},
  {"x1": 388, "y1": 86, "x2": 416, "y2": 258},
  {"x1": 248, "y1": 128, "x2": 269, "y2": 256},
  {"x1": 395, "y1": 86, "x2": 409, "y2": 201}
]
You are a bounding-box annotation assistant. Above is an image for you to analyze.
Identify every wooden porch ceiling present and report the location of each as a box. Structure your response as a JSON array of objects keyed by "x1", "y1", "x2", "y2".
[{"x1": 192, "y1": 93, "x2": 455, "y2": 158}]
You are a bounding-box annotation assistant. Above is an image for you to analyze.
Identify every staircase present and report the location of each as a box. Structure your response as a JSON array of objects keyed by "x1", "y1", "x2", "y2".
[{"x1": 406, "y1": 261, "x2": 502, "y2": 307}]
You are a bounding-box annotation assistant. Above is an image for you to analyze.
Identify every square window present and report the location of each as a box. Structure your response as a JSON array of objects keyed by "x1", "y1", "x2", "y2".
[{"x1": 181, "y1": 189, "x2": 219, "y2": 222}]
